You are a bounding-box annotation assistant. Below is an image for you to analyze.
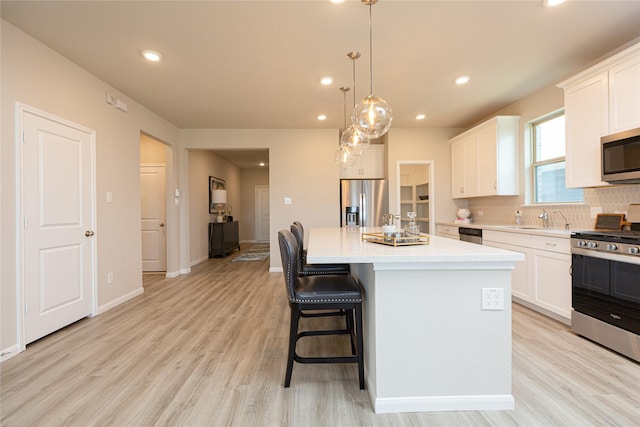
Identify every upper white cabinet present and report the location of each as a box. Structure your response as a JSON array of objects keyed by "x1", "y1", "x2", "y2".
[
  {"x1": 563, "y1": 72, "x2": 609, "y2": 188},
  {"x1": 558, "y1": 42, "x2": 640, "y2": 188},
  {"x1": 340, "y1": 144, "x2": 385, "y2": 179},
  {"x1": 609, "y1": 53, "x2": 640, "y2": 134},
  {"x1": 450, "y1": 116, "x2": 520, "y2": 199}
]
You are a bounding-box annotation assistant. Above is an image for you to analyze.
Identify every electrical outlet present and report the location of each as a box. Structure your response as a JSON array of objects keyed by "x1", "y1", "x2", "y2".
[
  {"x1": 107, "y1": 272, "x2": 114, "y2": 284},
  {"x1": 477, "y1": 210, "x2": 484, "y2": 216},
  {"x1": 481, "y1": 288, "x2": 504, "y2": 310}
]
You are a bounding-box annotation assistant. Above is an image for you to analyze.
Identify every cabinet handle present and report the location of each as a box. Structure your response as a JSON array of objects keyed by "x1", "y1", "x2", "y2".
[{"x1": 545, "y1": 242, "x2": 557, "y2": 246}]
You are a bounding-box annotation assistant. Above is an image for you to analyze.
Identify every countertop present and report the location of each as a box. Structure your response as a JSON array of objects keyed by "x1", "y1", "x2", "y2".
[
  {"x1": 437, "y1": 222, "x2": 573, "y2": 238},
  {"x1": 306, "y1": 227, "x2": 524, "y2": 264}
]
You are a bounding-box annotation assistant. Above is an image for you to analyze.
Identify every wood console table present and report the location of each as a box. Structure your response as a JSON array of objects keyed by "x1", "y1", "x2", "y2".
[{"x1": 209, "y1": 221, "x2": 240, "y2": 258}]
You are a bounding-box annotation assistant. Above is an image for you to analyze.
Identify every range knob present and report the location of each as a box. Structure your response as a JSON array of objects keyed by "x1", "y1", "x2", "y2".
[
  {"x1": 587, "y1": 241, "x2": 598, "y2": 249},
  {"x1": 578, "y1": 240, "x2": 588, "y2": 247},
  {"x1": 606, "y1": 243, "x2": 618, "y2": 251},
  {"x1": 629, "y1": 247, "x2": 640, "y2": 255}
]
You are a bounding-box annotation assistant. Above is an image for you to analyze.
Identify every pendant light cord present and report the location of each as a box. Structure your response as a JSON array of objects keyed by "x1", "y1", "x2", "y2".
[{"x1": 368, "y1": 3, "x2": 373, "y2": 95}]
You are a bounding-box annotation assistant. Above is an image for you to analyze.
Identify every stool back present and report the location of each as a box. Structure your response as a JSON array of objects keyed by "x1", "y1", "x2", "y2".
[
  {"x1": 278, "y1": 229, "x2": 299, "y2": 302},
  {"x1": 290, "y1": 223, "x2": 305, "y2": 271}
]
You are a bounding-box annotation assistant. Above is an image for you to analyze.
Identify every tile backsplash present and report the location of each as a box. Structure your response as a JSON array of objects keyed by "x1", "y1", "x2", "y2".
[{"x1": 467, "y1": 184, "x2": 640, "y2": 230}]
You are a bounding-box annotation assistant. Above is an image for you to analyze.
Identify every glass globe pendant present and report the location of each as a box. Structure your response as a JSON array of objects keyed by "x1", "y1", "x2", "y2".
[
  {"x1": 341, "y1": 51, "x2": 369, "y2": 156},
  {"x1": 353, "y1": 0, "x2": 393, "y2": 139},
  {"x1": 352, "y1": 94, "x2": 392, "y2": 139},
  {"x1": 334, "y1": 145, "x2": 356, "y2": 169},
  {"x1": 341, "y1": 125, "x2": 367, "y2": 156}
]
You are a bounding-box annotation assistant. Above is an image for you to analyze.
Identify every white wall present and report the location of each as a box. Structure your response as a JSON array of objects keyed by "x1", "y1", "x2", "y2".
[{"x1": 1, "y1": 22, "x2": 180, "y2": 353}]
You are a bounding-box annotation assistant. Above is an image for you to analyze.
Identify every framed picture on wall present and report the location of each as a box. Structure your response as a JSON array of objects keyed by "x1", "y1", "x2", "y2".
[{"x1": 209, "y1": 176, "x2": 226, "y2": 214}]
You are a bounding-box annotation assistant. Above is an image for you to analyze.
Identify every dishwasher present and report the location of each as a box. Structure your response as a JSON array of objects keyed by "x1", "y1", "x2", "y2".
[{"x1": 458, "y1": 227, "x2": 482, "y2": 244}]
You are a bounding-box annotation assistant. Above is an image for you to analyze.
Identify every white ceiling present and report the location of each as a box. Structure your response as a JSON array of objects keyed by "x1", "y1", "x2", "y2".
[{"x1": 3, "y1": 0, "x2": 640, "y2": 167}]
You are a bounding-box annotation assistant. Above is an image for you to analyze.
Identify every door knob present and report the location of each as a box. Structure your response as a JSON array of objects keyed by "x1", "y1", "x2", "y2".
[
  {"x1": 85, "y1": 230, "x2": 95, "y2": 237},
  {"x1": 159, "y1": 223, "x2": 165, "y2": 227}
]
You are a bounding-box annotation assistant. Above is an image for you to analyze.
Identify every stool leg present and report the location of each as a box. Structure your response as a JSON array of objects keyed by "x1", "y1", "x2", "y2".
[
  {"x1": 355, "y1": 303, "x2": 365, "y2": 390},
  {"x1": 285, "y1": 305, "x2": 301, "y2": 387},
  {"x1": 346, "y1": 309, "x2": 356, "y2": 355}
]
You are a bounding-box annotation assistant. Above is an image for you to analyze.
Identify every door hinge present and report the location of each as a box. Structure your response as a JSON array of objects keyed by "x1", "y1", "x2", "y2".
[
  {"x1": 22, "y1": 131, "x2": 27, "y2": 143},
  {"x1": 24, "y1": 303, "x2": 28, "y2": 315},
  {"x1": 23, "y1": 216, "x2": 28, "y2": 229}
]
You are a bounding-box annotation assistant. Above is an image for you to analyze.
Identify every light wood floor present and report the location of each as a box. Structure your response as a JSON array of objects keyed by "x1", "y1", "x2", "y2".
[{"x1": 2, "y1": 244, "x2": 639, "y2": 426}]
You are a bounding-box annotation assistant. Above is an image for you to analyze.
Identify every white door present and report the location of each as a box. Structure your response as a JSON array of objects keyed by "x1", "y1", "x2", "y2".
[
  {"x1": 255, "y1": 186, "x2": 270, "y2": 243},
  {"x1": 22, "y1": 108, "x2": 95, "y2": 344},
  {"x1": 140, "y1": 165, "x2": 166, "y2": 271}
]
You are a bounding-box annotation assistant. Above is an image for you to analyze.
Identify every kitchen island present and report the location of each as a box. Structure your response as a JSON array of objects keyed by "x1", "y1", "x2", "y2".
[{"x1": 306, "y1": 227, "x2": 524, "y2": 414}]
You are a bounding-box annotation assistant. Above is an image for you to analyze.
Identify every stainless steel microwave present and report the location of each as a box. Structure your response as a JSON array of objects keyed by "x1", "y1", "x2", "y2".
[{"x1": 601, "y1": 127, "x2": 640, "y2": 184}]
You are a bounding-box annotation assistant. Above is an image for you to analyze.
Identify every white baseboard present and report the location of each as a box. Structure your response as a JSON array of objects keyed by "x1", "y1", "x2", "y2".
[
  {"x1": 1, "y1": 344, "x2": 21, "y2": 363},
  {"x1": 189, "y1": 256, "x2": 208, "y2": 267},
  {"x1": 97, "y1": 287, "x2": 144, "y2": 315},
  {"x1": 269, "y1": 267, "x2": 283, "y2": 273},
  {"x1": 166, "y1": 267, "x2": 191, "y2": 278},
  {"x1": 373, "y1": 394, "x2": 514, "y2": 414}
]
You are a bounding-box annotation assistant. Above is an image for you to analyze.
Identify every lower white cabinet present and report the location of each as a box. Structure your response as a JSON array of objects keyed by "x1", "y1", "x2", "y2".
[
  {"x1": 436, "y1": 224, "x2": 458, "y2": 240},
  {"x1": 531, "y1": 236, "x2": 572, "y2": 321},
  {"x1": 483, "y1": 230, "x2": 571, "y2": 324},
  {"x1": 483, "y1": 239, "x2": 532, "y2": 302}
]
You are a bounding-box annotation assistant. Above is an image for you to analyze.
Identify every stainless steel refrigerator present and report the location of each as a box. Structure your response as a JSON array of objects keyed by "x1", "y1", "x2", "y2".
[{"x1": 340, "y1": 179, "x2": 389, "y2": 227}]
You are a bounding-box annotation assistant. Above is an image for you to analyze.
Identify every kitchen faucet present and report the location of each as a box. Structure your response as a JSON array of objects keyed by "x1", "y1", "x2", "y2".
[
  {"x1": 554, "y1": 209, "x2": 570, "y2": 230},
  {"x1": 538, "y1": 209, "x2": 549, "y2": 228}
]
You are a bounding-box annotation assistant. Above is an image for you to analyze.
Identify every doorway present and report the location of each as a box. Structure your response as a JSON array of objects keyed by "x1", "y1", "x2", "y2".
[
  {"x1": 397, "y1": 161, "x2": 435, "y2": 234},
  {"x1": 255, "y1": 185, "x2": 270, "y2": 243},
  {"x1": 140, "y1": 134, "x2": 168, "y2": 272}
]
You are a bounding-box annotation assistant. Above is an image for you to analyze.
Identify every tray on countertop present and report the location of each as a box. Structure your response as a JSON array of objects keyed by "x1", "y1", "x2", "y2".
[{"x1": 362, "y1": 232, "x2": 429, "y2": 247}]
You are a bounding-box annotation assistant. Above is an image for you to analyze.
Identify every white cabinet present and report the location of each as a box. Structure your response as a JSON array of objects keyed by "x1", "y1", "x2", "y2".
[
  {"x1": 559, "y1": 41, "x2": 640, "y2": 188},
  {"x1": 483, "y1": 231, "x2": 533, "y2": 303},
  {"x1": 531, "y1": 235, "x2": 571, "y2": 322},
  {"x1": 609, "y1": 53, "x2": 640, "y2": 134},
  {"x1": 450, "y1": 116, "x2": 520, "y2": 198},
  {"x1": 451, "y1": 134, "x2": 476, "y2": 198},
  {"x1": 563, "y1": 72, "x2": 609, "y2": 188},
  {"x1": 340, "y1": 144, "x2": 385, "y2": 179},
  {"x1": 436, "y1": 224, "x2": 458, "y2": 240},
  {"x1": 483, "y1": 230, "x2": 571, "y2": 324}
]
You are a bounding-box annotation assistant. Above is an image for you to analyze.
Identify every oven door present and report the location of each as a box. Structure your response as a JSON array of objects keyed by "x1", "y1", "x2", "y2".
[{"x1": 572, "y1": 251, "x2": 640, "y2": 334}]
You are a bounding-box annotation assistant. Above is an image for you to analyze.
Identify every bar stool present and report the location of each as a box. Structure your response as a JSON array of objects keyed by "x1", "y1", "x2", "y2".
[
  {"x1": 278, "y1": 229, "x2": 365, "y2": 389},
  {"x1": 291, "y1": 221, "x2": 350, "y2": 276}
]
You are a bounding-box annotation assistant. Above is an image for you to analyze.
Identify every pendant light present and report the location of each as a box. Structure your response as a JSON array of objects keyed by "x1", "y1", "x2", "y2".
[
  {"x1": 334, "y1": 86, "x2": 357, "y2": 169},
  {"x1": 352, "y1": 0, "x2": 393, "y2": 139},
  {"x1": 340, "y1": 51, "x2": 369, "y2": 156}
]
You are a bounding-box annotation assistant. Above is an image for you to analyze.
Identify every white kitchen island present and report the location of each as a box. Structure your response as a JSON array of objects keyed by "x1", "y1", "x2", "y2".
[{"x1": 306, "y1": 227, "x2": 524, "y2": 414}]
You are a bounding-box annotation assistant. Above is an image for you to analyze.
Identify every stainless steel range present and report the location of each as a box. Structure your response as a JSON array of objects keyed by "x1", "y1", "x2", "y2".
[{"x1": 570, "y1": 206, "x2": 640, "y2": 362}]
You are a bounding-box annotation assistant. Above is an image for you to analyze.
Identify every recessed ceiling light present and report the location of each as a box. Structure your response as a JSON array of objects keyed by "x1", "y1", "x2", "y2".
[
  {"x1": 455, "y1": 75, "x2": 471, "y2": 85},
  {"x1": 320, "y1": 76, "x2": 334, "y2": 86},
  {"x1": 543, "y1": 0, "x2": 565, "y2": 6},
  {"x1": 142, "y1": 50, "x2": 162, "y2": 62},
  {"x1": 259, "y1": 162, "x2": 265, "y2": 167},
  {"x1": 416, "y1": 114, "x2": 427, "y2": 120},
  {"x1": 317, "y1": 114, "x2": 327, "y2": 121}
]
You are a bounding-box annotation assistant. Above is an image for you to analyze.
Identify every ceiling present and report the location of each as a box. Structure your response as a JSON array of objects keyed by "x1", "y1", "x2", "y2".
[{"x1": 3, "y1": 0, "x2": 640, "y2": 167}]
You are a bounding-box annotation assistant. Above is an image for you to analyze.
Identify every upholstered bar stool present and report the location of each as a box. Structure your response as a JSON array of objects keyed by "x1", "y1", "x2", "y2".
[
  {"x1": 278, "y1": 229, "x2": 365, "y2": 389},
  {"x1": 291, "y1": 221, "x2": 350, "y2": 276}
]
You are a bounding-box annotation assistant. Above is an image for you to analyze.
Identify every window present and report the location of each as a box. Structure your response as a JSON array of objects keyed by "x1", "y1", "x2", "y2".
[{"x1": 531, "y1": 112, "x2": 583, "y2": 204}]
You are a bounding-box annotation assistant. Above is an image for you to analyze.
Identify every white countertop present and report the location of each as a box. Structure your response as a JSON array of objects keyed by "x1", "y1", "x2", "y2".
[
  {"x1": 437, "y1": 222, "x2": 573, "y2": 238},
  {"x1": 306, "y1": 227, "x2": 524, "y2": 264}
]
